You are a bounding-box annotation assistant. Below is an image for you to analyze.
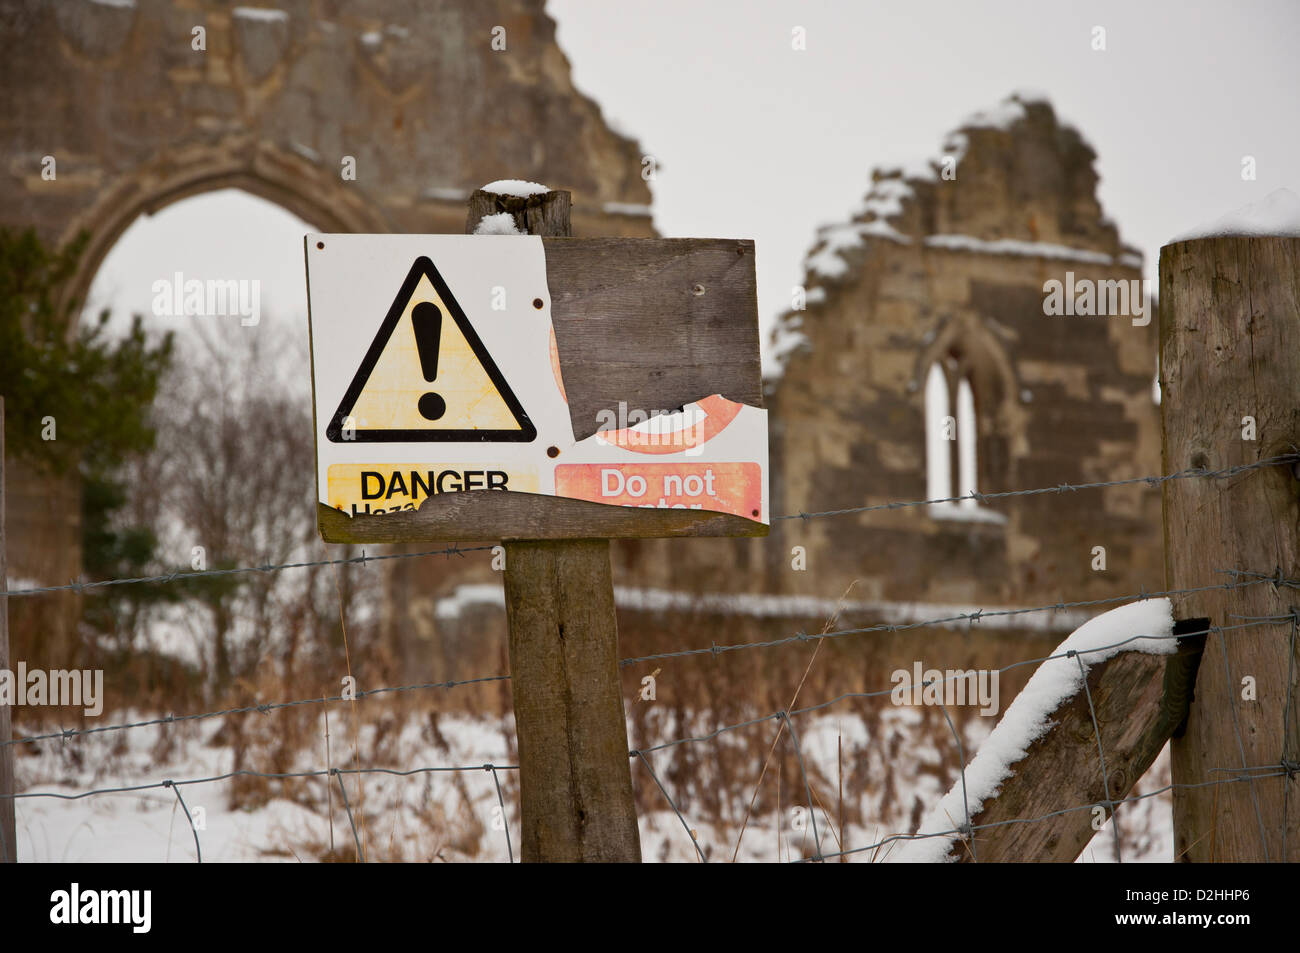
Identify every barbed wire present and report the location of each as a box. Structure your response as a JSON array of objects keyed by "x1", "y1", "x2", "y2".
[
  {"x1": 10, "y1": 744, "x2": 1277, "y2": 865},
  {"x1": 3, "y1": 455, "x2": 1293, "y2": 600},
  {"x1": 640, "y1": 615, "x2": 1296, "y2": 863},
  {"x1": 777, "y1": 454, "x2": 1298, "y2": 522},
  {"x1": 5, "y1": 620, "x2": 1293, "y2": 862},
  {"x1": 623, "y1": 620, "x2": 1296, "y2": 860},
  {"x1": 630, "y1": 618, "x2": 1289, "y2": 760},
  {"x1": 794, "y1": 770, "x2": 1291, "y2": 864},
  {"x1": 1, "y1": 762, "x2": 518, "y2": 864},
  {"x1": 5, "y1": 573, "x2": 1294, "y2": 752},
  {"x1": 633, "y1": 750, "x2": 706, "y2": 863},
  {"x1": 0, "y1": 542, "x2": 495, "y2": 598},
  {"x1": 3, "y1": 704, "x2": 1286, "y2": 864},
  {"x1": 617, "y1": 571, "x2": 1297, "y2": 668},
  {"x1": 1, "y1": 455, "x2": 1295, "y2": 861},
  {"x1": 0, "y1": 762, "x2": 518, "y2": 802},
  {"x1": 0, "y1": 673, "x2": 510, "y2": 749},
  {"x1": 1075, "y1": 651, "x2": 1121, "y2": 862}
]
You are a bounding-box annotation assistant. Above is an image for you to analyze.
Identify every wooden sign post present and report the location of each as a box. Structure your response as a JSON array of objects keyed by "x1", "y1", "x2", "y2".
[
  {"x1": 481, "y1": 189, "x2": 635, "y2": 864},
  {"x1": 305, "y1": 187, "x2": 766, "y2": 862}
]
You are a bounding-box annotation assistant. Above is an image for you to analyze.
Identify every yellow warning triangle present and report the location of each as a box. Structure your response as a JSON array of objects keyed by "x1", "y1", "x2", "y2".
[{"x1": 327, "y1": 257, "x2": 536, "y2": 443}]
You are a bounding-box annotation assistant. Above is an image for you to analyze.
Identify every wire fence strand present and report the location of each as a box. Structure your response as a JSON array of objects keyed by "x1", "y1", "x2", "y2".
[
  {"x1": 5, "y1": 455, "x2": 1292, "y2": 600},
  {"x1": 3, "y1": 454, "x2": 1295, "y2": 862},
  {"x1": 776, "y1": 454, "x2": 1298, "y2": 523},
  {"x1": 166, "y1": 781, "x2": 202, "y2": 864},
  {"x1": 0, "y1": 543, "x2": 495, "y2": 598}
]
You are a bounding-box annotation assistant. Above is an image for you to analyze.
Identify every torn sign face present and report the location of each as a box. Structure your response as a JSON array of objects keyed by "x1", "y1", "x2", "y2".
[{"x1": 306, "y1": 234, "x2": 768, "y2": 531}]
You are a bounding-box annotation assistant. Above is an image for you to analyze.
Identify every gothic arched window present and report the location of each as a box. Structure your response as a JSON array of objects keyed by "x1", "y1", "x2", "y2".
[
  {"x1": 924, "y1": 355, "x2": 1000, "y2": 521},
  {"x1": 956, "y1": 376, "x2": 978, "y2": 508},
  {"x1": 925, "y1": 363, "x2": 952, "y2": 502}
]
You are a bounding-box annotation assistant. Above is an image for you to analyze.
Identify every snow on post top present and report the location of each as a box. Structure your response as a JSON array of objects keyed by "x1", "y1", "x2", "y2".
[
  {"x1": 1169, "y1": 188, "x2": 1300, "y2": 242},
  {"x1": 473, "y1": 212, "x2": 523, "y2": 236},
  {"x1": 890, "y1": 597, "x2": 1175, "y2": 863},
  {"x1": 480, "y1": 179, "x2": 551, "y2": 198}
]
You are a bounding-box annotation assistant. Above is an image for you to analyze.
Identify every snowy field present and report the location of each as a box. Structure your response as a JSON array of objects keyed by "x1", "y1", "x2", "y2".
[{"x1": 11, "y1": 704, "x2": 1172, "y2": 863}]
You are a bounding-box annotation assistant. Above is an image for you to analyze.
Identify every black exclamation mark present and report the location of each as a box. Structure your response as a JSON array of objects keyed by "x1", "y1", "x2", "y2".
[{"x1": 412, "y1": 301, "x2": 446, "y2": 421}]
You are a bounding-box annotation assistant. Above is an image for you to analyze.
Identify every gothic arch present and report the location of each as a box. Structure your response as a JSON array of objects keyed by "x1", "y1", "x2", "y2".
[
  {"x1": 917, "y1": 313, "x2": 1021, "y2": 491},
  {"x1": 2, "y1": 0, "x2": 656, "y2": 317},
  {"x1": 59, "y1": 144, "x2": 390, "y2": 317},
  {"x1": 1, "y1": 0, "x2": 655, "y2": 593}
]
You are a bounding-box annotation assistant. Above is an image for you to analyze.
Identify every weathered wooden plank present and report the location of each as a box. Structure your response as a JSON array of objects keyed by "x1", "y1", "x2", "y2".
[
  {"x1": 318, "y1": 492, "x2": 766, "y2": 543},
  {"x1": 543, "y1": 237, "x2": 761, "y2": 440},
  {"x1": 1162, "y1": 235, "x2": 1300, "y2": 863},
  {"x1": 950, "y1": 634, "x2": 1202, "y2": 863},
  {"x1": 464, "y1": 198, "x2": 762, "y2": 441}
]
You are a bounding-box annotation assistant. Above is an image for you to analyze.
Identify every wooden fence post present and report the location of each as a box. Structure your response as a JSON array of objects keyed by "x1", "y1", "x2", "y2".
[
  {"x1": 0, "y1": 397, "x2": 15, "y2": 862},
  {"x1": 466, "y1": 188, "x2": 641, "y2": 862},
  {"x1": 1161, "y1": 235, "x2": 1300, "y2": 862},
  {"x1": 950, "y1": 634, "x2": 1203, "y2": 863}
]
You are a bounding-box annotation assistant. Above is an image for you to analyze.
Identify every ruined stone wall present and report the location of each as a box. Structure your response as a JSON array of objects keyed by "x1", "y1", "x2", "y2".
[
  {"x1": 0, "y1": 0, "x2": 655, "y2": 664},
  {"x1": 0, "y1": 0, "x2": 653, "y2": 267},
  {"x1": 768, "y1": 240, "x2": 1160, "y2": 608},
  {"x1": 617, "y1": 95, "x2": 1162, "y2": 629},
  {"x1": 758, "y1": 93, "x2": 1162, "y2": 616}
]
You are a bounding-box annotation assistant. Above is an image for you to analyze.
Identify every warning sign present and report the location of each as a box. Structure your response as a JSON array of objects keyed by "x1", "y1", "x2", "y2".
[
  {"x1": 327, "y1": 463, "x2": 540, "y2": 516},
  {"x1": 306, "y1": 234, "x2": 768, "y2": 538},
  {"x1": 326, "y1": 257, "x2": 535, "y2": 443},
  {"x1": 555, "y1": 463, "x2": 761, "y2": 517}
]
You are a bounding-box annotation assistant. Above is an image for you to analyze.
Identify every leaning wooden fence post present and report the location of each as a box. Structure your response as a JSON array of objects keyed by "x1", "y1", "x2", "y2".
[
  {"x1": 0, "y1": 397, "x2": 15, "y2": 862},
  {"x1": 466, "y1": 188, "x2": 640, "y2": 862},
  {"x1": 1161, "y1": 233, "x2": 1300, "y2": 862},
  {"x1": 894, "y1": 612, "x2": 1205, "y2": 863}
]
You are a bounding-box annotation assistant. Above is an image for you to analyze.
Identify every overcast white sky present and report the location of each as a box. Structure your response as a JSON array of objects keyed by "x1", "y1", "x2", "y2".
[{"x1": 89, "y1": 0, "x2": 1300, "y2": 376}]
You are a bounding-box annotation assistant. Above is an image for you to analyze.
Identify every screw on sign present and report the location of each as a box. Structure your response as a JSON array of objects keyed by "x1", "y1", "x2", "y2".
[{"x1": 304, "y1": 186, "x2": 767, "y2": 861}]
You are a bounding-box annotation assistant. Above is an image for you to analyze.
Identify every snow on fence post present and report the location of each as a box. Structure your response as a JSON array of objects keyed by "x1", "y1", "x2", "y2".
[
  {"x1": 466, "y1": 186, "x2": 642, "y2": 863},
  {"x1": 896, "y1": 601, "x2": 1200, "y2": 863},
  {"x1": 1161, "y1": 219, "x2": 1300, "y2": 862},
  {"x1": 0, "y1": 397, "x2": 14, "y2": 862}
]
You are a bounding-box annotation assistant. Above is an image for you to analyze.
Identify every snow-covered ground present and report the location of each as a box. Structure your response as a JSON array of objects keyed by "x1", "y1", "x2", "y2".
[
  {"x1": 11, "y1": 700, "x2": 1172, "y2": 863},
  {"x1": 11, "y1": 595, "x2": 1178, "y2": 862},
  {"x1": 14, "y1": 711, "x2": 514, "y2": 863}
]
